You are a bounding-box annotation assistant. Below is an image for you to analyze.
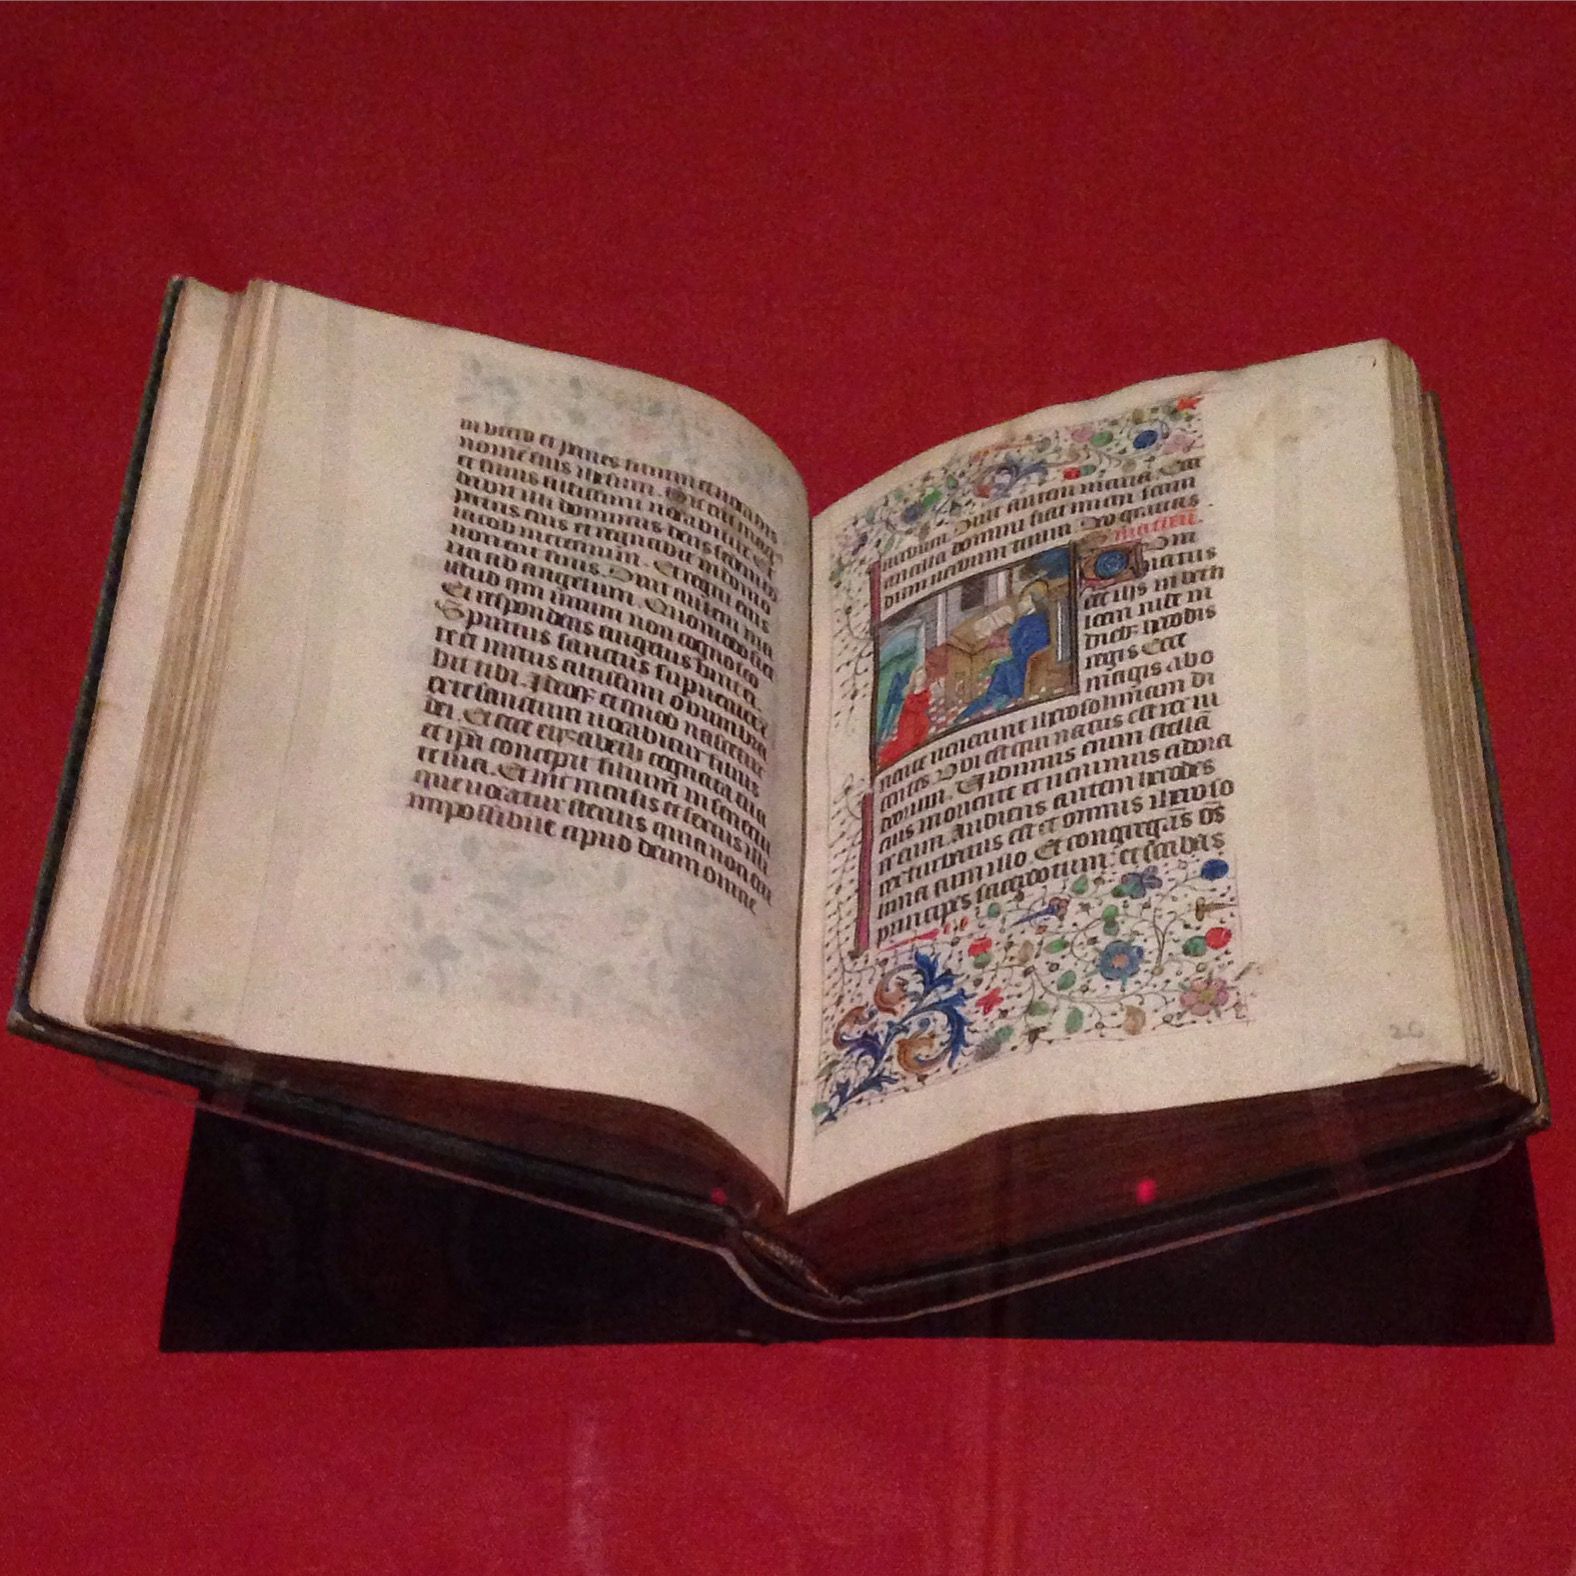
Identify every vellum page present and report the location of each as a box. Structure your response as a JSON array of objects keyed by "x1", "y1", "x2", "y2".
[
  {"x1": 32, "y1": 282, "x2": 235, "y2": 1027},
  {"x1": 129, "y1": 285, "x2": 809, "y2": 1190},
  {"x1": 791, "y1": 344, "x2": 1470, "y2": 1208}
]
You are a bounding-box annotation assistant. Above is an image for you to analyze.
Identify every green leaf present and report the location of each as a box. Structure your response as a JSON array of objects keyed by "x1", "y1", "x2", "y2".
[
  {"x1": 811, "y1": 1102, "x2": 829, "y2": 1119},
  {"x1": 1065, "y1": 1007, "x2": 1085, "y2": 1032},
  {"x1": 994, "y1": 1025, "x2": 1015, "y2": 1042},
  {"x1": 1048, "y1": 938, "x2": 1068, "y2": 953},
  {"x1": 1027, "y1": 999, "x2": 1050, "y2": 1016},
  {"x1": 1104, "y1": 919, "x2": 1119, "y2": 936},
  {"x1": 1102, "y1": 905, "x2": 1118, "y2": 921},
  {"x1": 1057, "y1": 970, "x2": 1076, "y2": 991},
  {"x1": 1072, "y1": 875, "x2": 1089, "y2": 895},
  {"x1": 985, "y1": 901, "x2": 1001, "y2": 918}
]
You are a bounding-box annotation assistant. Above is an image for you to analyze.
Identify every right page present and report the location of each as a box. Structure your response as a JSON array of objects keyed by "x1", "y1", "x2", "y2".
[{"x1": 790, "y1": 343, "x2": 1478, "y2": 1210}]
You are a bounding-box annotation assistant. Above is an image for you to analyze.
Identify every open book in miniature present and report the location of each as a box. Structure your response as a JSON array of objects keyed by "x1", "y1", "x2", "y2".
[{"x1": 14, "y1": 280, "x2": 1545, "y2": 1318}]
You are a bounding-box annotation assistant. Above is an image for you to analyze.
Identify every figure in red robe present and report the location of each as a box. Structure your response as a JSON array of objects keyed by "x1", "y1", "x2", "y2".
[{"x1": 878, "y1": 669, "x2": 932, "y2": 768}]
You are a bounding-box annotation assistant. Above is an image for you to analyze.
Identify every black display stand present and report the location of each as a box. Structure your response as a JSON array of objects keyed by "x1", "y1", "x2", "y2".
[{"x1": 161, "y1": 1109, "x2": 1552, "y2": 1350}]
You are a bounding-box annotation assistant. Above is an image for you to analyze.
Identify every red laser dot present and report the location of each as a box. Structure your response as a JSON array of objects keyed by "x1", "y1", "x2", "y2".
[{"x1": 1135, "y1": 1177, "x2": 1158, "y2": 1205}]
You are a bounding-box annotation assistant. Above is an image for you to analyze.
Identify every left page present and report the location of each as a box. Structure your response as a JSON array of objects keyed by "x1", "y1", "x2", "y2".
[{"x1": 90, "y1": 283, "x2": 810, "y2": 1193}]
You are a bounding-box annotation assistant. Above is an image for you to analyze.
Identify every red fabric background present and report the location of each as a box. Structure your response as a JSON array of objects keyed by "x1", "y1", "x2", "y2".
[{"x1": 3, "y1": 6, "x2": 1574, "y2": 1571}]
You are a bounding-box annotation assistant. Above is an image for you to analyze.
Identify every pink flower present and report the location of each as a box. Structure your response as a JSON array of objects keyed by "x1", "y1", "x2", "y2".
[{"x1": 1179, "y1": 977, "x2": 1231, "y2": 1016}]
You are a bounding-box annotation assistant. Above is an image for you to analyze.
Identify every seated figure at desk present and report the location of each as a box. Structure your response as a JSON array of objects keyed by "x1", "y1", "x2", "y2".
[{"x1": 957, "y1": 578, "x2": 1057, "y2": 723}]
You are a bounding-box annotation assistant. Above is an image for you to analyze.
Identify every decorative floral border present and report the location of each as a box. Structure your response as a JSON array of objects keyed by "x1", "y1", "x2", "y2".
[
  {"x1": 812, "y1": 853, "x2": 1245, "y2": 1126},
  {"x1": 814, "y1": 389, "x2": 1245, "y2": 1131},
  {"x1": 828, "y1": 395, "x2": 1201, "y2": 591}
]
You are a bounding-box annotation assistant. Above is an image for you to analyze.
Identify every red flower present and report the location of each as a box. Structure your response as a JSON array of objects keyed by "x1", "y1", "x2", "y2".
[
  {"x1": 1176, "y1": 394, "x2": 1200, "y2": 411},
  {"x1": 1205, "y1": 926, "x2": 1232, "y2": 949},
  {"x1": 978, "y1": 987, "x2": 1004, "y2": 1014},
  {"x1": 968, "y1": 936, "x2": 993, "y2": 957},
  {"x1": 1062, "y1": 466, "x2": 1081, "y2": 480}
]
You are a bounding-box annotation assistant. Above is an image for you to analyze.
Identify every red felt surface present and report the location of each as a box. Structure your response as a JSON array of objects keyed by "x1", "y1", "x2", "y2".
[{"x1": 3, "y1": 5, "x2": 1574, "y2": 1571}]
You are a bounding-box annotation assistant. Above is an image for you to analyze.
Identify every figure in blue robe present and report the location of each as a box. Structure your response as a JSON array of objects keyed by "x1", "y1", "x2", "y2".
[{"x1": 958, "y1": 584, "x2": 1054, "y2": 722}]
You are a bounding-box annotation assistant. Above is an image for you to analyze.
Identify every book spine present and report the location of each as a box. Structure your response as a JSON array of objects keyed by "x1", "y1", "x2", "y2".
[{"x1": 11, "y1": 277, "x2": 188, "y2": 1029}]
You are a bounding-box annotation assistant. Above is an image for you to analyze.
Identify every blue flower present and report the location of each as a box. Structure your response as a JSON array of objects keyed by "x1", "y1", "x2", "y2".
[
  {"x1": 1117, "y1": 865, "x2": 1162, "y2": 899},
  {"x1": 1201, "y1": 858, "x2": 1229, "y2": 881},
  {"x1": 1097, "y1": 940, "x2": 1145, "y2": 981}
]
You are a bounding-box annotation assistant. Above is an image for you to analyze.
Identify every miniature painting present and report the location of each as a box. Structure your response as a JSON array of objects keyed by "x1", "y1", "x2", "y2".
[{"x1": 872, "y1": 545, "x2": 1077, "y2": 772}]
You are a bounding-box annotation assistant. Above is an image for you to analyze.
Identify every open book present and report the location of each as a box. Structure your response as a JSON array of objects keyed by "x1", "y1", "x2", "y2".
[{"x1": 15, "y1": 280, "x2": 1544, "y2": 1318}]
